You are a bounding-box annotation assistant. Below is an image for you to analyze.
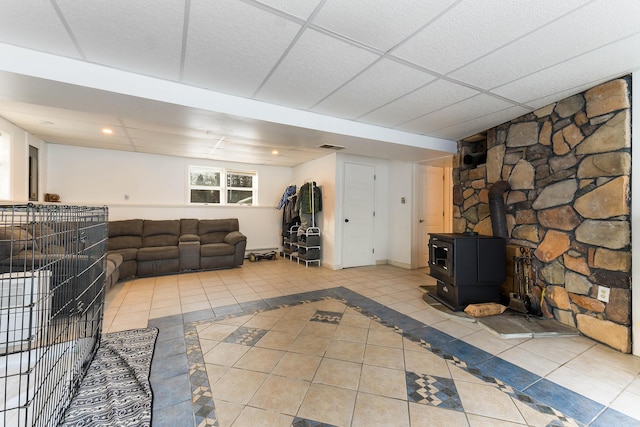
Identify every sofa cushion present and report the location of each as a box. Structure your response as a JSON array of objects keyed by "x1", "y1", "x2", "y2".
[
  {"x1": 109, "y1": 235, "x2": 143, "y2": 251},
  {"x1": 137, "y1": 246, "x2": 180, "y2": 261},
  {"x1": 109, "y1": 248, "x2": 138, "y2": 261},
  {"x1": 108, "y1": 220, "x2": 143, "y2": 250},
  {"x1": 110, "y1": 219, "x2": 143, "y2": 236},
  {"x1": 198, "y1": 219, "x2": 239, "y2": 245},
  {"x1": 107, "y1": 252, "x2": 124, "y2": 268},
  {"x1": 224, "y1": 231, "x2": 247, "y2": 246},
  {"x1": 179, "y1": 234, "x2": 200, "y2": 243},
  {"x1": 142, "y1": 220, "x2": 180, "y2": 247},
  {"x1": 21, "y1": 223, "x2": 59, "y2": 249},
  {"x1": 201, "y1": 243, "x2": 235, "y2": 257},
  {"x1": 105, "y1": 253, "x2": 123, "y2": 287},
  {"x1": 181, "y1": 218, "x2": 198, "y2": 236},
  {"x1": 0, "y1": 226, "x2": 33, "y2": 259}
]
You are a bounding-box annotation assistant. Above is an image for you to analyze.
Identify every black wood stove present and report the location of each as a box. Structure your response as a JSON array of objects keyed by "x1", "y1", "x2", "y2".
[{"x1": 425, "y1": 233, "x2": 506, "y2": 311}]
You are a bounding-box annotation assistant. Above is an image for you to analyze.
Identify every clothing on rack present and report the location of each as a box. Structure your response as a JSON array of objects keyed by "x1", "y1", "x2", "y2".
[
  {"x1": 282, "y1": 195, "x2": 300, "y2": 236},
  {"x1": 278, "y1": 185, "x2": 300, "y2": 237},
  {"x1": 297, "y1": 182, "x2": 322, "y2": 214},
  {"x1": 277, "y1": 185, "x2": 297, "y2": 210},
  {"x1": 299, "y1": 212, "x2": 313, "y2": 231}
]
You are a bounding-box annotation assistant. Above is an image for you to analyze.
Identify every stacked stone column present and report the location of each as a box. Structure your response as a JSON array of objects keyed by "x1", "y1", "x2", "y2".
[{"x1": 452, "y1": 77, "x2": 632, "y2": 353}]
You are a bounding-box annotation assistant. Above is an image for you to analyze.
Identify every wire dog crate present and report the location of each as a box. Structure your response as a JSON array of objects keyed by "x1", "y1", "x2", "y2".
[{"x1": 0, "y1": 204, "x2": 108, "y2": 427}]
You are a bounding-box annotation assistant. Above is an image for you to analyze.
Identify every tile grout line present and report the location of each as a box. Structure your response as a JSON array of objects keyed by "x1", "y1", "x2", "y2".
[{"x1": 162, "y1": 287, "x2": 601, "y2": 426}]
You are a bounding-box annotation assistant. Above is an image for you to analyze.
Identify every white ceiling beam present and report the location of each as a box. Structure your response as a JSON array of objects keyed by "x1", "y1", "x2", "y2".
[{"x1": 0, "y1": 43, "x2": 456, "y2": 154}]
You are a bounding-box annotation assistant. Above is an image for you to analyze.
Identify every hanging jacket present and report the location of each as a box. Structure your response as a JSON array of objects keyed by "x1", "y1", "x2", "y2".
[
  {"x1": 277, "y1": 185, "x2": 296, "y2": 209},
  {"x1": 298, "y1": 182, "x2": 322, "y2": 214}
]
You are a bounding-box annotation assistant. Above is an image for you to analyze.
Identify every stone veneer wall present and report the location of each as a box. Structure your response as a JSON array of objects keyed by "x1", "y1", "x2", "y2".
[{"x1": 452, "y1": 77, "x2": 632, "y2": 353}]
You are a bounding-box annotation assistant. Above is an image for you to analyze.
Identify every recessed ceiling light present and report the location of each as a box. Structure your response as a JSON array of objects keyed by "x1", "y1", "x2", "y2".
[
  {"x1": 102, "y1": 128, "x2": 113, "y2": 135},
  {"x1": 39, "y1": 120, "x2": 55, "y2": 126},
  {"x1": 272, "y1": 150, "x2": 279, "y2": 155}
]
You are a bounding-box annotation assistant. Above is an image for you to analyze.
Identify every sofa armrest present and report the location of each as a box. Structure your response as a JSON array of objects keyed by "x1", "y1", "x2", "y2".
[
  {"x1": 224, "y1": 231, "x2": 247, "y2": 246},
  {"x1": 179, "y1": 234, "x2": 200, "y2": 243}
]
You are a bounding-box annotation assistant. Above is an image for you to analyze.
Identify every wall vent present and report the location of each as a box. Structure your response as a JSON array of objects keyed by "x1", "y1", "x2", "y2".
[{"x1": 318, "y1": 144, "x2": 345, "y2": 150}]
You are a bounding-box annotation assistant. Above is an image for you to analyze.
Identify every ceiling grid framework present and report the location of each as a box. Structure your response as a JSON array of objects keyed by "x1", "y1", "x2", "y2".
[{"x1": 0, "y1": 0, "x2": 638, "y2": 166}]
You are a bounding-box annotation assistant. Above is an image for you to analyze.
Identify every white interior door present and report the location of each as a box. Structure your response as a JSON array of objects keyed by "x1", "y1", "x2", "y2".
[
  {"x1": 417, "y1": 165, "x2": 445, "y2": 268},
  {"x1": 342, "y1": 163, "x2": 375, "y2": 268}
]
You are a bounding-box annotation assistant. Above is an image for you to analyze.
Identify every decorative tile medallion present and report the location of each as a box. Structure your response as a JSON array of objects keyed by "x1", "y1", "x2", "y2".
[
  {"x1": 310, "y1": 310, "x2": 343, "y2": 324},
  {"x1": 292, "y1": 417, "x2": 338, "y2": 427},
  {"x1": 406, "y1": 371, "x2": 463, "y2": 411},
  {"x1": 222, "y1": 326, "x2": 268, "y2": 346}
]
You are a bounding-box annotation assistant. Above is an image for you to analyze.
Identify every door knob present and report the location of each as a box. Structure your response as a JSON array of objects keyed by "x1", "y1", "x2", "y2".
[
  {"x1": 345, "y1": 219, "x2": 349, "y2": 223},
  {"x1": 419, "y1": 219, "x2": 424, "y2": 223}
]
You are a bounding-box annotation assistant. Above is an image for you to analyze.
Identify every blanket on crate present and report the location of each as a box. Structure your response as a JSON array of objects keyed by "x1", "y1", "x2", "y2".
[{"x1": 61, "y1": 327, "x2": 158, "y2": 427}]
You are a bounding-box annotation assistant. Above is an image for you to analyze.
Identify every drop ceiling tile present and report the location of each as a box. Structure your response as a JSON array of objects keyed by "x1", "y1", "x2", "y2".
[
  {"x1": 56, "y1": 0, "x2": 185, "y2": 80},
  {"x1": 493, "y1": 32, "x2": 640, "y2": 104},
  {"x1": 0, "y1": 103, "x2": 120, "y2": 128},
  {"x1": 209, "y1": 149, "x2": 273, "y2": 164},
  {"x1": 392, "y1": 0, "x2": 590, "y2": 74},
  {"x1": 33, "y1": 125, "x2": 128, "y2": 142},
  {"x1": 123, "y1": 120, "x2": 218, "y2": 140},
  {"x1": 127, "y1": 129, "x2": 216, "y2": 147},
  {"x1": 429, "y1": 105, "x2": 531, "y2": 141},
  {"x1": 183, "y1": 0, "x2": 301, "y2": 97},
  {"x1": 312, "y1": 0, "x2": 458, "y2": 52},
  {"x1": 256, "y1": 0, "x2": 323, "y2": 20},
  {"x1": 133, "y1": 139, "x2": 213, "y2": 153},
  {"x1": 46, "y1": 136, "x2": 133, "y2": 149},
  {"x1": 311, "y1": 58, "x2": 436, "y2": 118},
  {"x1": 450, "y1": 0, "x2": 640, "y2": 89},
  {"x1": 137, "y1": 146, "x2": 212, "y2": 159},
  {"x1": 524, "y1": 84, "x2": 599, "y2": 110},
  {"x1": 358, "y1": 79, "x2": 479, "y2": 127},
  {"x1": 218, "y1": 141, "x2": 280, "y2": 155},
  {"x1": 0, "y1": 0, "x2": 79, "y2": 57},
  {"x1": 255, "y1": 28, "x2": 379, "y2": 109},
  {"x1": 397, "y1": 93, "x2": 515, "y2": 134}
]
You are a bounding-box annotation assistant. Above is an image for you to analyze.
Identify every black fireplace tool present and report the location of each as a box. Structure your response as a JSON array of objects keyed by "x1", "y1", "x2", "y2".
[{"x1": 508, "y1": 247, "x2": 541, "y2": 316}]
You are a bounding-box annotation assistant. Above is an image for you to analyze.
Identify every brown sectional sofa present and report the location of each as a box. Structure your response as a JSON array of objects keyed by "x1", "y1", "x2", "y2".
[{"x1": 107, "y1": 218, "x2": 247, "y2": 282}]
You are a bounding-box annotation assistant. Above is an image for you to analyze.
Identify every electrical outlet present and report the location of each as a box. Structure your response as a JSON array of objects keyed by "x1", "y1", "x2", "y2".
[{"x1": 597, "y1": 285, "x2": 610, "y2": 303}]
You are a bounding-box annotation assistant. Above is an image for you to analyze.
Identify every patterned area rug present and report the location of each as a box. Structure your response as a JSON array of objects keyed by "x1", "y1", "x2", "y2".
[{"x1": 61, "y1": 327, "x2": 158, "y2": 427}]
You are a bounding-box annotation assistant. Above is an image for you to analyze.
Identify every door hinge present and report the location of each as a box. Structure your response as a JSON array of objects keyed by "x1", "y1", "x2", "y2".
[
  {"x1": 372, "y1": 248, "x2": 375, "y2": 254},
  {"x1": 373, "y1": 211, "x2": 376, "y2": 217},
  {"x1": 374, "y1": 174, "x2": 376, "y2": 180}
]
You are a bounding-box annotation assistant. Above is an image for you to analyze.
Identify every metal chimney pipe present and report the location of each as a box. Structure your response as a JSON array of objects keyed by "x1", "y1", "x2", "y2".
[{"x1": 489, "y1": 180, "x2": 511, "y2": 240}]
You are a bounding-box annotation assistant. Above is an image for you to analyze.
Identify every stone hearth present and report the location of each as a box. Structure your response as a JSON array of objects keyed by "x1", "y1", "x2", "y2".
[{"x1": 452, "y1": 77, "x2": 632, "y2": 353}]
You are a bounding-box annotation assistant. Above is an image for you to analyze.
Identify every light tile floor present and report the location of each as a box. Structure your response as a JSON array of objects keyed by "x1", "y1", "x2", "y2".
[{"x1": 104, "y1": 260, "x2": 640, "y2": 426}]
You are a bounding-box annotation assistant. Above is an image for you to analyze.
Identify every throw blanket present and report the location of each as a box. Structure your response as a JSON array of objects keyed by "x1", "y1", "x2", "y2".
[{"x1": 61, "y1": 327, "x2": 158, "y2": 427}]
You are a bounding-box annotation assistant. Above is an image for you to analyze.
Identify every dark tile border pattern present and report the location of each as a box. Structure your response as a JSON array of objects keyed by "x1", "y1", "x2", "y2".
[{"x1": 148, "y1": 287, "x2": 638, "y2": 427}]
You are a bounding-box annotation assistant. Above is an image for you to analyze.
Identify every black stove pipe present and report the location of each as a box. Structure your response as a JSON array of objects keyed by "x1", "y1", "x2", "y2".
[{"x1": 489, "y1": 181, "x2": 511, "y2": 240}]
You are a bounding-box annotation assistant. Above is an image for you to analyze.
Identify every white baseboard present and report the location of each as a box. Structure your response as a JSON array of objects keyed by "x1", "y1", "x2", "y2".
[{"x1": 387, "y1": 260, "x2": 412, "y2": 269}]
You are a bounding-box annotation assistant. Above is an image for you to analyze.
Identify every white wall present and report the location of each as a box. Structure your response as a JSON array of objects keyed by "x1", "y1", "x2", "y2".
[
  {"x1": 47, "y1": 144, "x2": 293, "y2": 251},
  {"x1": 293, "y1": 153, "x2": 337, "y2": 268},
  {"x1": 44, "y1": 143, "x2": 449, "y2": 276},
  {"x1": 0, "y1": 116, "x2": 47, "y2": 202},
  {"x1": 632, "y1": 72, "x2": 639, "y2": 356},
  {"x1": 388, "y1": 161, "x2": 414, "y2": 268}
]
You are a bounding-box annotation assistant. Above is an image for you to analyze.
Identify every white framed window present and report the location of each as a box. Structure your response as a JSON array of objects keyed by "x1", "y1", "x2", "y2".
[
  {"x1": 189, "y1": 166, "x2": 222, "y2": 204},
  {"x1": 227, "y1": 170, "x2": 257, "y2": 205},
  {"x1": 188, "y1": 166, "x2": 257, "y2": 205}
]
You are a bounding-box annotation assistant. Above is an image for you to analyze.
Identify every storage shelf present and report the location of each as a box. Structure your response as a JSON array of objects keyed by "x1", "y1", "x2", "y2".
[{"x1": 283, "y1": 226, "x2": 321, "y2": 267}]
